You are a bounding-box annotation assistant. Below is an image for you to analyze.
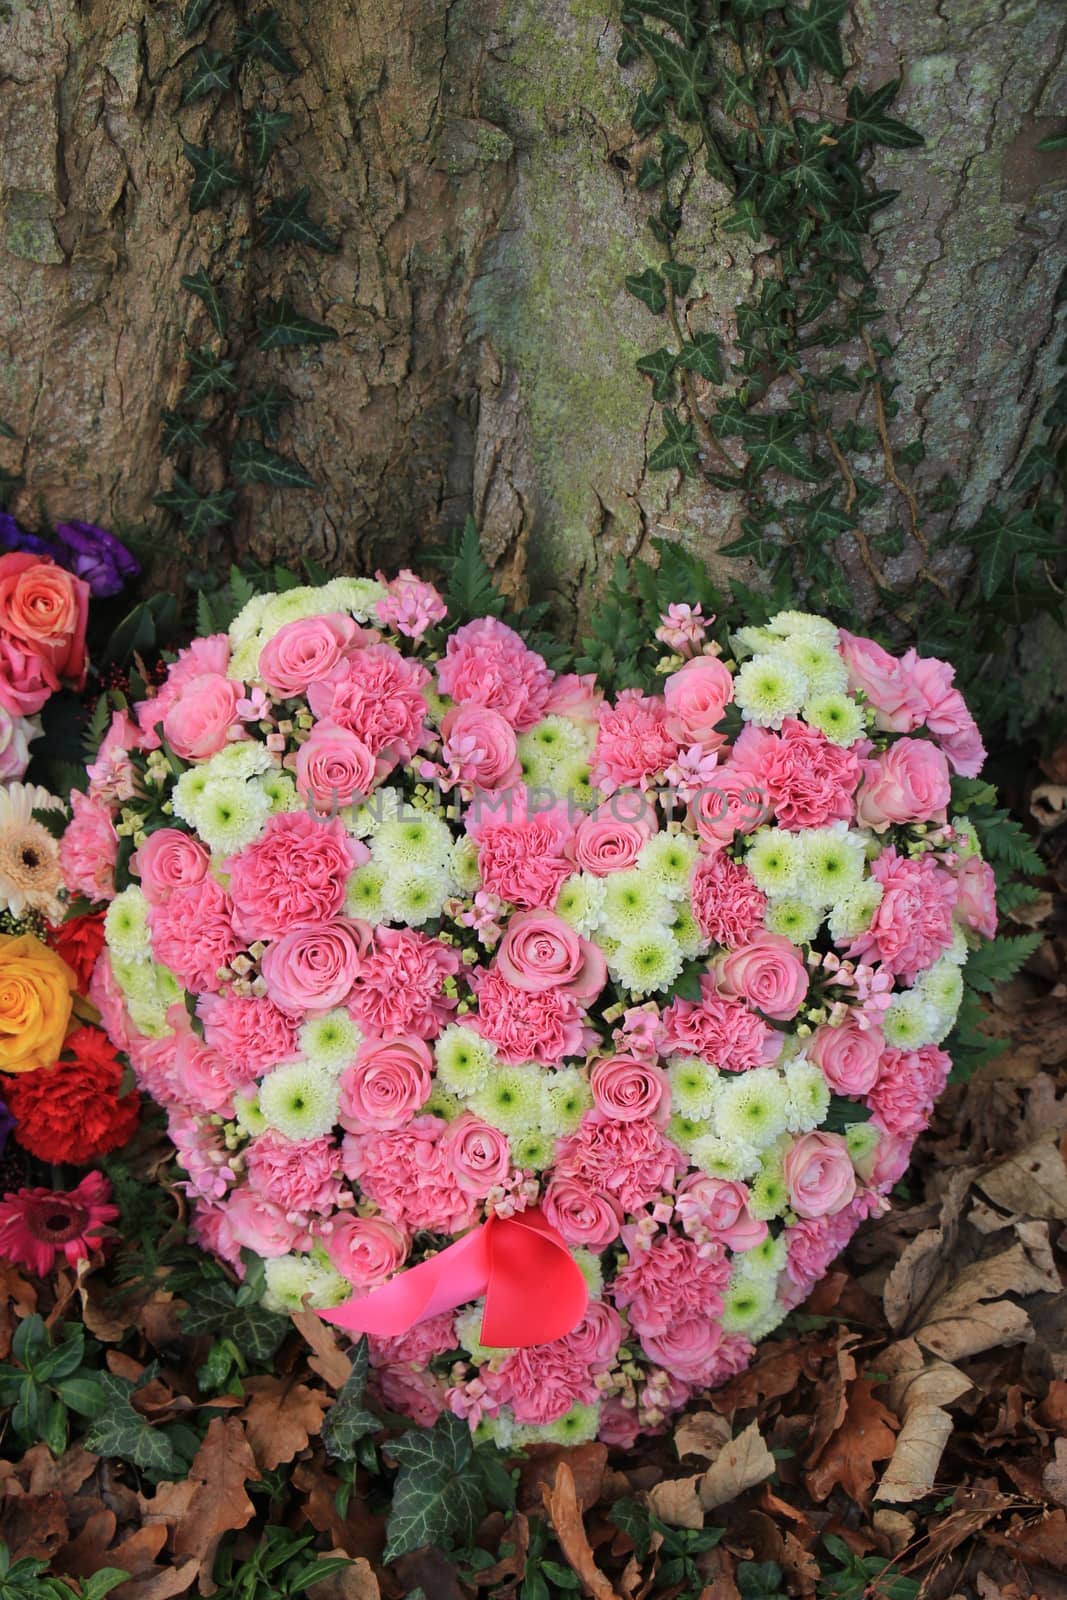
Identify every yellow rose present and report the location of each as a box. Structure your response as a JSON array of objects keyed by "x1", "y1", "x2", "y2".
[{"x1": 0, "y1": 932, "x2": 77, "y2": 1074}]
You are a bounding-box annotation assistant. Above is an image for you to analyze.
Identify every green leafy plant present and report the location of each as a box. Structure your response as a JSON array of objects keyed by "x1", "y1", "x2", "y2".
[
  {"x1": 211, "y1": 1528, "x2": 351, "y2": 1599},
  {"x1": 0, "y1": 1316, "x2": 107, "y2": 1455},
  {"x1": 817, "y1": 1533, "x2": 919, "y2": 1600},
  {"x1": 611, "y1": 1498, "x2": 725, "y2": 1594},
  {"x1": 383, "y1": 1411, "x2": 516, "y2": 1564},
  {"x1": 0, "y1": 1547, "x2": 126, "y2": 1600}
]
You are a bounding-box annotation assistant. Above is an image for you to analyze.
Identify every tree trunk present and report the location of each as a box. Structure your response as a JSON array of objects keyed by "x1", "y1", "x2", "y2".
[{"x1": 1, "y1": 0, "x2": 1064, "y2": 628}]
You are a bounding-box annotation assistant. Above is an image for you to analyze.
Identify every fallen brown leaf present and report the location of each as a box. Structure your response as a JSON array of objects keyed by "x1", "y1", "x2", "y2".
[
  {"x1": 239, "y1": 1376, "x2": 330, "y2": 1470},
  {"x1": 543, "y1": 1461, "x2": 620, "y2": 1600},
  {"x1": 648, "y1": 1474, "x2": 704, "y2": 1530},
  {"x1": 0, "y1": 1263, "x2": 36, "y2": 1361},
  {"x1": 311, "y1": 1553, "x2": 381, "y2": 1600},
  {"x1": 113, "y1": 1560, "x2": 200, "y2": 1600},
  {"x1": 699, "y1": 1421, "x2": 775, "y2": 1511},
  {"x1": 291, "y1": 1310, "x2": 354, "y2": 1390},
  {"x1": 674, "y1": 1412, "x2": 731, "y2": 1462},
  {"x1": 170, "y1": 1418, "x2": 257, "y2": 1595},
  {"x1": 976, "y1": 1136, "x2": 1067, "y2": 1222},
  {"x1": 520, "y1": 1443, "x2": 607, "y2": 1513},
  {"x1": 877, "y1": 1339, "x2": 972, "y2": 1504},
  {"x1": 0, "y1": 1489, "x2": 68, "y2": 1563},
  {"x1": 806, "y1": 1379, "x2": 898, "y2": 1503},
  {"x1": 1044, "y1": 1438, "x2": 1067, "y2": 1508}
]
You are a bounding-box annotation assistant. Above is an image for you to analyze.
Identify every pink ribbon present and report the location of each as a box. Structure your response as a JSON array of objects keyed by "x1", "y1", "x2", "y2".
[{"x1": 318, "y1": 1206, "x2": 589, "y2": 1349}]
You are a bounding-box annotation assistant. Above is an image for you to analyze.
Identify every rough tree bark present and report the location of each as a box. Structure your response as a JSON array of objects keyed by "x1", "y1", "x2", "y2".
[{"x1": 1, "y1": 0, "x2": 1064, "y2": 628}]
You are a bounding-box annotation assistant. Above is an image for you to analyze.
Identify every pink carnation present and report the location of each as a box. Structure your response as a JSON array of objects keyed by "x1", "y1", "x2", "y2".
[
  {"x1": 783, "y1": 1207, "x2": 864, "y2": 1307},
  {"x1": 470, "y1": 967, "x2": 589, "y2": 1065},
  {"x1": 471, "y1": 797, "x2": 575, "y2": 910},
  {"x1": 732, "y1": 719, "x2": 860, "y2": 830},
  {"x1": 374, "y1": 1365, "x2": 447, "y2": 1426},
  {"x1": 307, "y1": 643, "x2": 430, "y2": 769},
  {"x1": 196, "y1": 992, "x2": 298, "y2": 1081},
  {"x1": 481, "y1": 1335, "x2": 600, "y2": 1425},
  {"x1": 868, "y1": 1043, "x2": 951, "y2": 1137},
  {"x1": 227, "y1": 811, "x2": 367, "y2": 943},
  {"x1": 690, "y1": 853, "x2": 767, "y2": 945},
  {"x1": 368, "y1": 1310, "x2": 457, "y2": 1368},
  {"x1": 244, "y1": 1129, "x2": 342, "y2": 1217},
  {"x1": 592, "y1": 690, "x2": 678, "y2": 795},
  {"x1": 174, "y1": 1027, "x2": 255, "y2": 1117},
  {"x1": 148, "y1": 876, "x2": 238, "y2": 993},
  {"x1": 342, "y1": 1116, "x2": 477, "y2": 1234},
  {"x1": 611, "y1": 1232, "x2": 731, "y2": 1337},
  {"x1": 661, "y1": 977, "x2": 779, "y2": 1072},
  {"x1": 436, "y1": 616, "x2": 553, "y2": 732},
  {"x1": 375, "y1": 569, "x2": 447, "y2": 638},
  {"x1": 846, "y1": 847, "x2": 956, "y2": 982},
  {"x1": 346, "y1": 926, "x2": 460, "y2": 1040},
  {"x1": 954, "y1": 856, "x2": 997, "y2": 940},
  {"x1": 59, "y1": 790, "x2": 119, "y2": 903},
  {"x1": 553, "y1": 1113, "x2": 687, "y2": 1214}
]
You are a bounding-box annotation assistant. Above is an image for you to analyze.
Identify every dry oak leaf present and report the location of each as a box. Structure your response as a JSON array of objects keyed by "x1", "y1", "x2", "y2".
[
  {"x1": 699, "y1": 1421, "x2": 775, "y2": 1511},
  {"x1": 0, "y1": 1262, "x2": 36, "y2": 1361},
  {"x1": 976, "y1": 1136, "x2": 1067, "y2": 1222},
  {"x1": 170, "y1": 1417, "x2": 257, "y2": 1595},
  {"x1": 542, "y1": 1460, "x2": 620, "y2": 1600},
  {"x1": 291, "y1": 1309, "x2": 353, "y2": 1390},
  {"x1": 520, "y1": 1443, "x2": 607, "y2": 1514},
  {"x1": 674, "y1": 1412, "x2": 731, "y2": 1462},
  {"x1": 310, "y1": 1552, "x2": 381, "y2": 1600},
  {"x1": 648, "y1": 1474, "x2": 704, "y2": 1531},
  {"x1": 0, "y1": 1488, "x2": 68, "y2": 1563},
  {"x1": 985, "y1": 1507, "x2": 1067, "y2": 1572},
  {"x1": 909, "y1": 1231, "x2": 1061, "y2": 1363},
  {"x1": 238, "y1": 1375, "x2": 330, "y2": 1470},
  {"x1": 806, "y1": 1378, "x2": 898, "y2": 1504},
  {"x1": 112, "y1": 1561, "x2": 200, "y2": 1600},
  {"x1": 877, "y1": 1338, "x2": 972, "y2": 1504}
]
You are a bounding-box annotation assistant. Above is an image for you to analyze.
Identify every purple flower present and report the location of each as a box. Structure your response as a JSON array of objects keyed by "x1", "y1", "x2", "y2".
[
  {"x1": 0, "y1": 1095, "x2": 15, "y2": 1157},
  {"x1": 53, "y1": 521, "x2": 140, "y2": 598},
  {"x1": 0, "y1": 512, "x2": 53, "y2": 558}
]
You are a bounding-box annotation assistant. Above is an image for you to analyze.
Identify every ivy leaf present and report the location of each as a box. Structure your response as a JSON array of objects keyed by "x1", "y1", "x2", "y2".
[
  {"x1": 724, "y1": 198, "x2": 762, "y2": 240},
  {"x1": 837, "y1": 79, "x2": 924, "y2": 157},
  {"x1": 1037, "y1": 131, "x2": 1067, "y2": 151},
  {"x1": 746, "y1": 418, "x2": 829, "y2": 482},
  {"x1": 260, "y1": 187, "x2": 339, "y2": 252},
  {"x1": 236, "y1": 9, "x2": 298, "y2": 74},
  {"x1": 661, "y1": 131, "x2": 690, "y2": 174},
  {"x1": 771, "y1": 0, "x2": 847, "y2": 89},
  {"x1": 786, "y1": 149, "x2": 838, "y2": 207},
  {"x1": 625, "y1": 267, "x2": 667, "y2": 313},
  {"x1": 182, "y1": 48, "x2": 233, "y2": 103},
  {"x1": 183, "y1": 141, "x2": 240, "y2": 212},
  {"x1": 237, "y1": 385, "x2": 291, "y2": 441},
  {"x1": 637, "y1": 156, "x2": 665, "y2": 191},
  {"x1": 1010, "y1": 443, "x2": 1056, "y2": 493},
  {"x1": 384, "y1": 1412, "x2": 488, "y2": 1563},
  {"x1": 676, "y1": 331, "x2": 724, "y2": 383},
  {"x1": 257, "y1": 296, "x2": 339, "y2": 349},
  {"x1": 153, "y1": 474, "x2": 235, "y2": 537},
  {"x1": 180, "y1": 1279, "x2": 289, "y2": 1361},
  {"x1": 634, "y1": 29, "x2": 715, "y2": 119},
  {"x1": 83, "y1": 1374, "x2": 183, "y2": 1477},
  {"x1": 635, "y1": 346, "x2": 678, "y2": 400},
  {"x1": 180, "y1": 266, "x2": 228, "y2": 334},
  {"x1": 631, "y1": 82, "x2": 670, "y2": 136},
  {"x1": 648, "y1": 408, "x2": 699, "y2": 473},
  {"x1": 180, "y1": 346, "x2": 238, "y2": 404},
  {"x1": 627, "y1": 0, "x2": 699, "y2": 44},
  {"x1": 160, "y1": 411, "x2": 210, "y2": 454},
  {"x1": 722, "y1": 67, "x2": 756, "y2": 113},
  {"x1": 183, "y1": 0, "x2": 214, "y2": 34},
  {"x1": 246, "y1": 107, "x2": 293, "y2": 169},
  {"x1": 321, "y1": 1339, "x2": 378, "y2": 1462},
  {"x1": 962, "y1": 507, "x2": 1062, "y2": 599},
  {"x1": 662, "y1": 259, "x2": 695, "y2": 296},
  {"x1": 232, "y1": 438, "x2": 316, "y2": 489}
]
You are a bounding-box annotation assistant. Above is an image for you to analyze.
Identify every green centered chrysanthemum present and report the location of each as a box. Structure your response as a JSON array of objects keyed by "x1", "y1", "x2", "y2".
[
  {"x1": 609, "y1": 929, "x2": 684, "y2": 996},
  {"x1": 541, "y1": 1067, "x2": 593, "y2": 1136},
  {"x1": 104, "y1": 886, "x2": 151, "y2": 962},
  {"x1": 434, "y1": 1023, "x2": 497, "y2": 1097},
  {"x1": 470, "y1": 1067, "x2": 544, "y2": 1134},
  {"x1": 300, "y1": 1009, "x2": 363, "y2": 1073},
  {"x1": 716, "y1": 1068, "x2": 790, "y2": 1151},
  {"x1": 733, "y1": 654, "x2": 806, "y2": 727},
  {"x1": 765, "y1": 896, "x2": 822, "y2": 944},
  {"x1": 259, "y1": 1060, "x2": 340, "y2": 1141},
  {"x1": 668, "y1": 1057, "x2": 720, "y2": 1121},
  {"x1": 804, "y1": 692, "x2": 865, "y2": 747}
]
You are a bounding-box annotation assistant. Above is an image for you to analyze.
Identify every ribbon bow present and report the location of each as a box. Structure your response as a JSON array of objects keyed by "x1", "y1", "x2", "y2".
[{"x1": 318, "y1": 1207, "x2": 589, "y2": 1349}]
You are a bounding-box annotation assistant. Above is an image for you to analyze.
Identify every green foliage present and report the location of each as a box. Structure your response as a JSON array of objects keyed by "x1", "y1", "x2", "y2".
[
  {"x1": 211, "y1": 1529, "x2": 351, "y2": 1599},
  {"x1": 321, "y1": 1338, "x2": 379, "y2": 1461},
  {"x1": 0, "y1": 1316, "x2": 107, "y2": 1456},
  {"x1": 0, "y1": 1546, "x2": 126, "y2": 1600},
  {"x1": 82, "y1": 1370, "x2": 196, "y2": 1480},
  {"x1": 817, "y1": 1534, "x2": 918, "y2": 1600},
  {"x1": 383, "y1": 1411, "x2": 512, "y2": 1563},
  {"x1": 261, "y1": 188, "x2": 339, "y2": 252},
  {"x1": 179, "y1": 1266, "x2": 290, "y2": 1365},
  {"x1": 608, "y1": 1499, "x2": 724, "y2": 1592}
]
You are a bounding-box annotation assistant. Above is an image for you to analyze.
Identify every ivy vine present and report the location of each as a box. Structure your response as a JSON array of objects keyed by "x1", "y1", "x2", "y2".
[
  {"x1": 155, "y1": 2, "x2": 338, "y2": 547},
  {"x1": 615, "y1": 0, "x2": 1066, "y2": 736}
]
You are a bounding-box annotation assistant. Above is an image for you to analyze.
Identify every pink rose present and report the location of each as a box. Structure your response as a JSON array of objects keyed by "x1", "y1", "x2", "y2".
[
  {"x1": 0, "y1": 707, "x2": 37, "y2": 777},
  {"x1": 260, "y1": 920, "x2": 367, "y2": 1013},
  {"x1": 440, "y1": 1112, "x2": 512, "y2": 1194},
  {"x1": 161, "y1": 673, "x2": 241, "y2": 760},
  {"x1": 564, "y1": 1301, "x2": 623, "y2": 1370},
  {"x1": 542, "y1": 672, "x2": 602, "y2": 724},
  {"x1": 783, "y1": 1131, "x2": 856, "y2": 1218},
  {"x1": 224, "y1": 1192, "x2": 305, "y2": 1257},
  {"x1": 807, "y1": 1018, "x2": 883, "y2": 1095},
  {"x1": 838, "y1": 631, "x2": 915, "y2": 731},
  {"x1": 674, "y1": 1174, "x2": 767, "y2": 1250},
  {"x1": 321, "y1": 1213, "x2": 408, "y2": 1285},
  {"x1": 589, "y1": 1055, "x2": 669, "y2": 1124},
  {"x1": 953, "y1": 856, "x2": 997, "y2": 940},
  {"x1": 440, "y1": 705, "x2": 520, "y2": 792},
  {"x1": 689, "y1": 764, "x2": 769, "y2": 851},
  {"x1": 640, "y1": 1316, "x2": 724, "y2": 1384},
  {"x1": 496, "y1": 909, "x2": 606, "y2": 1001},
  {"x1": 296, "y1": 720, "x2": 378, "y2": 810},
  {"x1": 133, "y1": 828, "x2": 210, "y2": 905},
  {"x1": 541, "y1": 1176, "x2": 624, "y2": 1251},
  {"x1": 0, "y1": 553, "x2": 89, "y2": 690},
  {"x1": 855, "y1": 738, "x2": 951, "y2": 831},
  {"x1": 0, "y1": 636, "x2": 53, "y2": 716},
  {"x1": 259, "y1": 613, "x2": 363, "y2": 698},
  {"x1": 663, "y1": 654, "x2": 734, "y2": 748},
  {"x1": 718, "y1": 932, "x2": 809, "y2": 1020},
  {"x1": 569, "y1": 793, "x2": 657, "y2": 876},
  {"x1": 338, "y1": 1035, "x2": 433, "y2": 1130}
]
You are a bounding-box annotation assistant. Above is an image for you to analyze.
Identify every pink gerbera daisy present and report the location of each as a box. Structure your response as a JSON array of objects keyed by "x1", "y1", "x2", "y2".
[{"x1": 0, "y1": 1171, "x2": 118, "y2": 1276}]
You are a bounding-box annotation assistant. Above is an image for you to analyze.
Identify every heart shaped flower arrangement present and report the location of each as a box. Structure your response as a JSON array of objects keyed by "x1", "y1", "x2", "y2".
[{"x1": 73, "y1": 567, "x2": 997, "y2": 1448}]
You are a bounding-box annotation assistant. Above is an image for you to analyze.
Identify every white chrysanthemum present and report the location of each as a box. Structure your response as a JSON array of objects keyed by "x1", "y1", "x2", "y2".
[
  {"x1": 798, "y1": 826, "x2": 866, "y2": 907},
  {"x1": 667, "y1": 1113, "x2": 710, "y2": 1155},
  {"x1": 944, "y1": 924, "x2": 970, "y2": 966},
  {"x1": 845, "y1": 1120, "x2": 880, "y2": 1166},
  {"x1": 517, "y1": 716, "x2": 591, "y2": 791},
  {"x1": 636, "y1": 831, "x2": 700, "y2": 898},
  {"x1": 555, "y1": 873, "x2": 606, "y2": 937},
  {"x1": 228, "y1": 633, "x2": 265, "y2": 683},
  {"x1": 112, "y1": 954, "x2": 177, "y2": 1006},
  {"x1": 541, "y1": 1067, "x2": 593, "y2": 1136},
  {"x1": 720, "y1": 1270, "x2": 779, "y2": 1335},
  {"x1": 455, "y1": 1301, "x2": 510, "y2": 1364},
  {"x1": 424, "y1": 1082, "x2": 462, "y2": 1120},
  {"x1": 470, "y1": 1067, "x2": 544, "y2": 1134},
  {"x1": 233, "y1": 1092, "x2": 268, "y2": 1137},
  {"x1": 259, "y1": 1060, "x2": 340, "y2": 1140},
  {"x1": 105, "y1": 886, "x2": 152, "y2": 962},
  {"x1": 918, "y1": 957, "x2": 965, "y2": 1026},
  {"x1": 380, "y1": 865, "x2": 451, "y2": 925},
  {"x1": 349, "y1": 786, "x2": 408, "y2": 838},
  {"x1": 172, "y1": 766, "x2": 212, "y2": 829},
  {"x1": 881, "y1": 989, "x2": 940, "y2": 1050},
  {"x1": 767, "y1": 610, "x2": 840, "y2": 644},
  {"x1": 318, "y1": 576, "x2": 388, "y2": 621},
  {"x1": 827, "y1": 878, "x2": 885, "y2": 942},
  {"x1": 510, "y1": 1129, "x2": 556, "y2": 1170},
  {"x1": 374, "y1": 812, "x2": 454, "y2": 872},
  {"x1": 804, "y1": 692, "x2": 865, "y2": 747},
  {"x1": 263, "y1": 1253, "x2": 350, "y2": 1313},
  {"x1": 746, "y1": 828, "x2": 801, "y2": 898},
  {"x1": 598, "y1": 870, "x2": 673, "y2": 939},
  {"x1": 450, "y1": 835, "x2": 482, "y2": 894},
  {"x1": 555, "y1": 752, "x2": 598, "y2": 811},
  {"x1": 609, "y1": 929, "x2": 684, "y2": 995},
  {"x1": 744, "y1": 1298, "x2": 788, "y2": 1341},
  {"x1": 785, "y1": 1058, "x2": 831, "y2": 1133},
  {"x1": 734, "y1": 654, "x2": 807, "y2": 728},
  {"x1": 734, "y1": 1230, "x2": 788, "y2": 1280},
  {"x1": 775, "y1": 635, "x2": 848, "y2": 699},
  {"x1": 196, "y1": 777, "x2": 272, "y2": 856},
  {"x1": 573, "y1": 1248, "x2": 604, "y2": 1300},
  {"x1": 749, "y1": 1153, "x2": 789, "y2": 1220},
  {"x1": 515, "y1": 1402, "x2": 601, "y2": 1448},
  {"x1": 668, "y1": 1057, "x2": 720, "y2": 1121},
  {"x1": 202, "y1": 741, "x2": 273, "y2": 783},
  {"x1": 259, "y1": 771, "x2": 299, "y2": 813},
  {"x1": 125, "y1": 997, "x2": 172, "y2": 1038},
  {"x1": 228, "y1": 590, "x2": 272, "y2": 646},
  {"x1": 765, "y1": 897, "x2": 822, "y2": 944},
  {"x1": 716, "y1": 1068, "x2": 790, "y2": 1151},
  {"x1": 300, "y1": 1009, "x2": 363, "y2": 1073},
  {"x1": 669, "y1": 903, "x2": 706, "y2": 960},
  {"x1": 689, "y1": 1133, "x2": 760, "y2": 1181},
  {"x1": 345, "y1": 863, "x2": 387, "y2": 922},
  {"x1": 731, "y1": 624, "x2": 779, "y2": 659},
  {"x1": 434, "y1": 1024, "x2": 497, "y2": 1097}
]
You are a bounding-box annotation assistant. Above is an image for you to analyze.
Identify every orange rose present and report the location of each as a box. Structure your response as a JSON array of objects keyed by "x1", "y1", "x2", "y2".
[
  {"x1": 0, "y1": 932, "x2": 77, "y2": 1074},
  {"x1": 0, "y1": 554, "x2": 89, "y2": 689}
]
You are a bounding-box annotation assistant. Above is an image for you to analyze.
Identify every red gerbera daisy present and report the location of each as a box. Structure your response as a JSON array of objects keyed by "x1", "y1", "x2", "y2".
[
  {"x1": 6, "y1": 1026, "x2": 140, "y2": 1166},
  {"x1": 0, "y1": 1171, "x2": 117, "y2": 1276}
]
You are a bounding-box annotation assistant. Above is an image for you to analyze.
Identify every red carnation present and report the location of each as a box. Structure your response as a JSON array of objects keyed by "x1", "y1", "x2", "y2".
[
  {"x1": 6, "y1": 1026, "x2": 140, "y2": 1166},
  {"x1": 47, "y1": 912, "x2": 107, "y2": 992}
]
